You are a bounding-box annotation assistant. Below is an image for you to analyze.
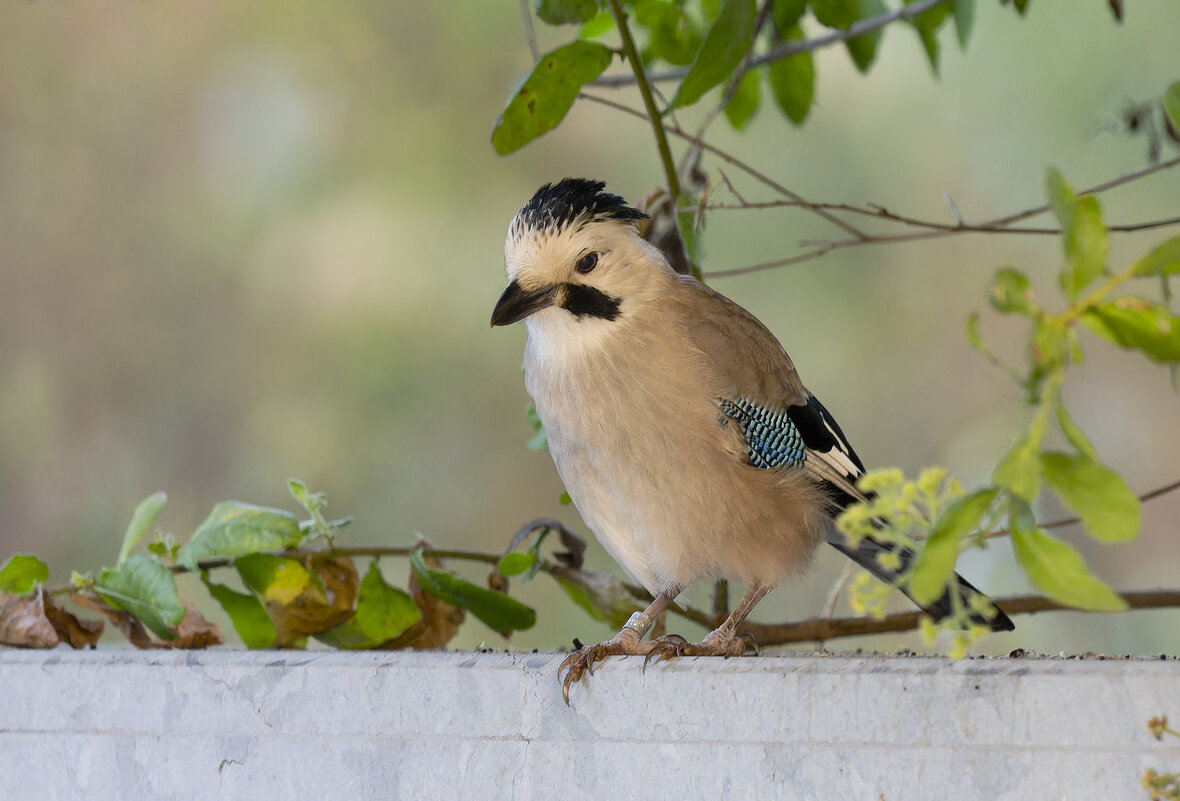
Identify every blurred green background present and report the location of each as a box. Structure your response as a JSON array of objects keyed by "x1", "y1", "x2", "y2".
[{"x1": 1, "y1": 1, "x2": 1177, "y2": 655}]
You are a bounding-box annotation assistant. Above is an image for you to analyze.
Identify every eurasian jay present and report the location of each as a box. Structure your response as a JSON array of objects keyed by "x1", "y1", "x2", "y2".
[{"x1": 491, "y1": 179, "x2": 1013, "y2": 698}]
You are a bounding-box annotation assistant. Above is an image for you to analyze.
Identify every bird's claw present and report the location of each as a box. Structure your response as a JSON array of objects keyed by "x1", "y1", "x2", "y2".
[
  {"x1": 558, "y1": 630, "x2": 653, "y2": 705},
  {"x1": 642, "y1": 631, "x2": 758, "y2": 670}
]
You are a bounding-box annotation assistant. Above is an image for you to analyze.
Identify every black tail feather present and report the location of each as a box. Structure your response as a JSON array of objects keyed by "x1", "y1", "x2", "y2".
[{"x1": 825, "y1": 529, "x2": 1015, "y2": 632}]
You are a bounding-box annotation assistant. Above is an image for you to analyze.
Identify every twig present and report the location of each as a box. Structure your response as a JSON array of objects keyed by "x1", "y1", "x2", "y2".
[
  {"x1": 706, "y1": 155, "x2": 1180, "y2": 277},
  {"x1": 593, "y1": 0, "x2": 954, "y2": 87},
  {"x1": 988, "y1": 477, "x2": 1180, "y2": 539},
  {"x1": 706, "y1": 199, "x2": 1180, "y2": 235},
  {"x1": 579, "y1": 91, "x2": 867, "y2": 238},
  {"x1": 738, "y1": 589, "x2": 1180, "y2": 646},
  {"x1": 517, "y1": 0, "x2": 540, "y2": 62}
]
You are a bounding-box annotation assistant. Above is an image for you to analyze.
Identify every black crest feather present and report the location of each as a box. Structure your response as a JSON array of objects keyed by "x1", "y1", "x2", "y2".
[{"x1": 514, "y1": 178, "x2": 647, "y2": 236}]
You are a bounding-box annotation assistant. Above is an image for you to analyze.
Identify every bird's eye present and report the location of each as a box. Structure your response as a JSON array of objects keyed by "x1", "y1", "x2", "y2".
[{"x1": 575, "y1": 251, "x2": 599, "y2": 275}]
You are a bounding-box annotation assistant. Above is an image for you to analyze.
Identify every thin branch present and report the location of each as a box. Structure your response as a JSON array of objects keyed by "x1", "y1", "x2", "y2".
[
  {"x1": 593, "y1": 0, "x2": 954, "y2": 87},
  {"x1": 517, "y1": 0, "x2": 540, "y2": 62},
  {"x1": 706, "y1": 155, "x2": 1180, "y2": 277},
  {"x1": 738, "y1": 589, "x2": 1180, "y2": 646},
  {"x1": 605, "y1": 0, "x2": 681, "y2": 205},
  {"x1": 988, "y1": 477, "x2": 1180, "y2": 539},
  {"x1": 706, "y1": 200, "x2": 1180, "y2": 236},
  {"x1": 580, "y1": 91, "x2": 867, "y2": 238}
]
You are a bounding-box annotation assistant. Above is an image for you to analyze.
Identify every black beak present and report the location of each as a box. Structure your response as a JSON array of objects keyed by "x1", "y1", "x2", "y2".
[{"x1": 490, "y1": 281, "x2": 557, "y2": 327}]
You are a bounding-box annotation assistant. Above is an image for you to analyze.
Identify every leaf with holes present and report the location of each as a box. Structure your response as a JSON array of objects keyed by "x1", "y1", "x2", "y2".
[{"x1": 492, "y1": 41, "x2": 614, "y2": 154}]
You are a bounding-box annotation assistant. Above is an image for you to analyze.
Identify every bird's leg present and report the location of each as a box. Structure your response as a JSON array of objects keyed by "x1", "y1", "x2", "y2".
[
  {"x1": 558, "y1": 584, "x2": 681, "y2": 704},
  {"x1": 646, "y1": 581, "x2": 774, "y2": 664}
]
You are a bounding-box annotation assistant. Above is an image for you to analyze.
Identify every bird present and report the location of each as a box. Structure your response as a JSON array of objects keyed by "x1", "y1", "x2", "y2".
[{"x1": 491, "y1": 178, "x2": 1013, "y2": 700}]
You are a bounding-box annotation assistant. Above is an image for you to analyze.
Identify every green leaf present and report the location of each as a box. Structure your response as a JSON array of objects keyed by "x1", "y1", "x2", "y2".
[
  {"x1": 675, "y1": 192, "x2": 704, "y2": 267},
  {"x1": 952, "y1": 0, "x2": 975, "y2": 48},
  {"x1": 1040, "y1": 451, "x2": 1140, "y2": 543},
  {"x1": 988, "y1": 267, "x2": 1035, "y2": 314},
  {"x1": 1011, "y1": 0, "x2": 1031, "y2": 15},
  {"x1": 118, "y1": 492, "x2": 167, "y2": 566},
  {"x1": 525, "y1": 403, "x2": 548, "y2": 451},
  {"x1": 498, "y1": 551, "x2": 538, "y2": 576},
  {"x1": 1060, "y1": 195, "x2": 1109, "y2": 300},
  {"x1": 559, "y1": 490, "x2": 573, "y2": 505},
  {"x1": 1082, "y1": 298, "x2": 1180, "y2": 362},
  {"x1": 723, "y1": 69, "x2": 761, "y2": 130},
  {"x1": 95, "y1": 554, "x2": 185, "y2": 639},
  {"x1": 1008, "y1": 499, "x2": 1127, "y2": 612},
  {"x1": 0, "y1": 554, "x2": 49, "y2": 594},
  {"x1": 409, "y1": 549, "x2": 536, "y2": 633},
  {"x1": 1131, "y1": 235, "x2": 1180, "y2": 277},
  {"x1": 492, "y1": 41, "x2": 614, "y2": 154},
  {"x1": 668, "y1": 0, "x2": 757, "y2": 111},
  {"x1": 768, "y1": 26, "x2": 814, "y2": 125},
  {"x1": 770, "y1": 0, "x2": 808, "y2": 34},
  {"x1": 844, "y1": 0, "x2": 887, "y2": 73},
  {"x1": 177, "y1": 501, "x2": 305, "y2": 571},
  {"x1": 234, "y1": 554, "x2": 313, "y2": 604},
  {"x1": 315, "y1": 562, "x2": 420, "y2": 649},
  {"x1": 1045, "y1": 167, "x2": 1074, "y2": 228},
  {"x1": 810, "y1": 0, "x2": 857, "y2": 27},
  {"x1": 993, "y1": 430, "x2": 1044, "y2": 502},
  {"x1": 201, "y1": 572, "x2": 276, "y2": 648},
  {"x1": 905, "y1": 0, "x2": 952, "y2": 73},
  {"x1": 908, "y1": 487, "x2": 998, "y2": 605},
  {"x1": 636, "y1": 0, "x2": 702, "y2": 66},
  {"x1": 1055, "y1": 403, "x2": 1096, "y2": 461},
  {"x1": 580, "y1": 11, "x2": 614, "y2": 38},
  {"x1": 535, "y1": 0, "x2": 599, "y2": 25},
  {"x1": 1163, "y1": 81, "x2": 1180, "y2": 133}
]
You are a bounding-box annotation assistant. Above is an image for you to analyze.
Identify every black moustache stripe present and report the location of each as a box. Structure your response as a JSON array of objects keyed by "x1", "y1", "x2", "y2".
[{"x1": 561, "y1": 284, "x2": 622, "y2": 321}]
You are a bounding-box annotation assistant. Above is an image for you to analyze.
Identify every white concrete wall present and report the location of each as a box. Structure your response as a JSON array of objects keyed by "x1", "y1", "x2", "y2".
[{"x1": 1, "y1": 648, "x2": 1177, "y2": 800}]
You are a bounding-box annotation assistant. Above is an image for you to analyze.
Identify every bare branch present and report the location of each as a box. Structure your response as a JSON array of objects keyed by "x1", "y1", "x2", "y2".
[
  {"x1": 988, "y1": 477, "x2": 1180, "y2": 539},
  {"x1": 580, "y1": 91, "x2": 868, "y2": 238},
  {"x1": 706, "y1": 154, "x2": 1180, "y2": 277},
  {"x1": 737, "y1": 589, "x2": 1180, "y2": 646}
]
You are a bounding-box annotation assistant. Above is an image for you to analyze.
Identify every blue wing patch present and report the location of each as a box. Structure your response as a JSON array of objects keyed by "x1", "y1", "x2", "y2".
[{"x1": 718, "y1": 398, "x2": 807, "y2": 470}]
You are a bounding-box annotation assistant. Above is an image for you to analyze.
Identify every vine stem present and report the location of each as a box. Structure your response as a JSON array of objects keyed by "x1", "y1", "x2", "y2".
[{"x1": 604, "y1": 0, "x2": 681, "y2": 205}]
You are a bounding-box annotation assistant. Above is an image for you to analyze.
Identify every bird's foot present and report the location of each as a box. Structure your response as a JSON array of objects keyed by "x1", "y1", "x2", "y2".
[
  {"x1": 643, "y1": 629, "x2": 758, "y2": 668},
  {"x1": 558, "y1": 627, "x2": 655, "y2": 704}
]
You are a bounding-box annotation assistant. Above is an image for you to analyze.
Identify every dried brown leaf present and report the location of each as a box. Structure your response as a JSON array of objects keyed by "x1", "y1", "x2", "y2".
[
  {"x1": 383, "y1": 542, "x2": 464, "y2": 650},
  {"x1": 167, "y1": 601, "x2": 223, "y2": 649},
  {"x1": 42, "y1": 591, "x2": 103, "y2": 648},
  {"x1": 266, "y1": 556, "x2": 358, "y2": 647},
  {"x1": 0, "y1": 590, "x2": 61, "y2": 648},
  {"x1": 73, "y1": 591, "x2": 155, "y2": 648}
]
